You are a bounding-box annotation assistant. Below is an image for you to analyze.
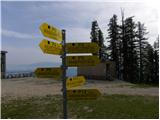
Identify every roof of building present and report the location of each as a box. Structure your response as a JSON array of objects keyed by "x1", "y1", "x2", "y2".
[{"x1": 1, "y1": 51, "x2": 8, "y2": 54}]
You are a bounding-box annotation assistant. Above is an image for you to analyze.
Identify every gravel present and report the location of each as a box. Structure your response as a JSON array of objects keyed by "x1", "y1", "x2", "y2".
[{"x1": 1, "y1": 77, "x2": 159, "y2": 100}]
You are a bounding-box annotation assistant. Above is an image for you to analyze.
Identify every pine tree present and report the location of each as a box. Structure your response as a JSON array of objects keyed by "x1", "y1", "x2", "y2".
[
  {"x1": 153, "y1": 36, "x2": 159, "y2": 84},
  {"x1": 136, "y1": 22, "x2": 148, "y2": 83},
  {"x1": 98, "y1": 29, "x2": 104, "y2": 48},
  {"x1": 144, "y1": 44, "x2": 154, "y2": 83},
  {"x1": 106, "y1": 12, "x2": 158, "y2": 84},
  {"x1": 91, "y1": 21, "x2": 99, "y2": 43},
  {"x1": 123, "y1": 17, "x2": 139, "y2": 82},
  {"x1": 98, "y1": 29, "x2": 105, "y2": 61},
  {"x1": 107, "y1": 14, "x2": 121, "y2": 78},
  {"x1": 91, "y1": 21, "x2": 106, "y2": 61},
  {"x1": 153, "y1": 50, "x2": 159, "y2": 84},
  {"x1": 153, "y1": 35, "x2": 159, "y2": 52},
  {"x1": 119, "y1": 9, "x2": 125, "y2": 80}
]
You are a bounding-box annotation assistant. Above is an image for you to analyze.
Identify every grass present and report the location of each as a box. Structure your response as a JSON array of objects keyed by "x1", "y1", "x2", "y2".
[
  {"x1": 1, "y1": 95, "x2": 63, "y2": 119},
  {"x1": 68, "y1": 95, "x2": 159, "y2": 119},
  {"x1": 1, "y1": 95, "x2": 159, "y2": 119}
]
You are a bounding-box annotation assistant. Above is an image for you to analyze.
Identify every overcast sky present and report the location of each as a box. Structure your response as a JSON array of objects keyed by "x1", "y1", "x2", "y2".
[{"x1": 1, "y1": 1, "x2": 159, "y2": 66}]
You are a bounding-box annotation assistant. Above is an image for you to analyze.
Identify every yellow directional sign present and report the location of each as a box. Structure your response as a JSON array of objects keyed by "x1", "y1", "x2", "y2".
[
  {"x1": 34, "y1": 67, "x2": 62, "y2": 78},
  {"x1": 66, "y1": 42, "x2": 100, "y2": 53},
  {"x1": 67, "y1": 76, "x2": 86, "y2": 88},
  {"x1": 66, "y1": 56, "x2": 100, "y2": 67},
  {"x1": 67, "y1": 89, "x2": 101, "y2": 100},
  {"x1": 40, "y1": 23, "x2": 62, "y2": 41},
  {"x1": 39, "y1": 39, "x2": 62, "y2": 55}
]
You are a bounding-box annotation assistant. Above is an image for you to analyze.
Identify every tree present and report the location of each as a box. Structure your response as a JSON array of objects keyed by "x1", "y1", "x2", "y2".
[
  {"x1": 153, "y1": 50, "x2": 159, "y2": 84},
  {"x1": 136, "y1": 22, "x2": 148, "y2": 83},
  {"x1": 153, "y1": 36, "x2": 159, "y2": 84},
  {"x1": 122, "y1": 16, "x2": 139, "y2": 82},
  {"x1": 153, "y1": 35, "x2": 159, "y2": 52},
  {"x1": 107, "y1": 14, "x2": 121, "y2": 78},
  {"x1": 98, "y1": 30, "x2": 104, "y2": 47},
  {"x1": 91, "y1": 21, "x2": 99, "y2": 43},
  {"x1": 106, "y1": 12, "x2": 158, "y2": 84},
  {"x1": 98, "y1": 29, "x2": 106, "y2": 61},
  {"x1": 144, "y1": 44, "x2": 154, "y2": 83},
  {"x1": 91, "y1": 21, "x2": 107, "y2": 61},
  {"x1": 119, "y1": 9, "x2": 125, "y2": 80}
]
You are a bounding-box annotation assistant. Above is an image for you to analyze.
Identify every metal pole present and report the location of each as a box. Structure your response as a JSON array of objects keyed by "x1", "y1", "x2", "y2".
[{"x1": 61, "y1": 30, "x2": 67, "y2": 119}]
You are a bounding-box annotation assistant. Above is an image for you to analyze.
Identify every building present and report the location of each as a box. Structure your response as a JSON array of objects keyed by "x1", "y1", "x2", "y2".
[
  {"x1": 77, "y1": 60, "x2": 116, "y2": 80},
  {"x1": 1, "y1": 51, "x2": 7, "y2": 79}
]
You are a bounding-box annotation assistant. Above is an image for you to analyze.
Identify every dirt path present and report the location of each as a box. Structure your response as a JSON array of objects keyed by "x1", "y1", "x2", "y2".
[{"x1": 1, "y1": 77, "x2": 159, "y2": 100}]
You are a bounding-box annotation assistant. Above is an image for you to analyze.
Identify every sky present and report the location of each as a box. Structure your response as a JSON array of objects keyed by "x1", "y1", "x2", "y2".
[{"x1": 1, "y1": 0, "x2": 159, "y2": 68}]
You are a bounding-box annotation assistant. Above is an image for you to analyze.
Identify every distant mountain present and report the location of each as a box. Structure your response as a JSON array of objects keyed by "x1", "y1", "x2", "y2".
[
  {"x1": 7, "y1": 62, "x2": 61, "y2": 72},
  {"x1": 7, "y1": 62, "x2": 77, "y2": 77}
]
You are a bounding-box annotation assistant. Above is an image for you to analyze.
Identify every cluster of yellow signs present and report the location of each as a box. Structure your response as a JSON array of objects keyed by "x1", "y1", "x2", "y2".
[{"x1": 35, "y1": 22, "x2": 101, "y2": 100}]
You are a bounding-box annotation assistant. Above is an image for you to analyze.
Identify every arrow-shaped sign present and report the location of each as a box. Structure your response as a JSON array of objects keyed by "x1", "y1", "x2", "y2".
[
  {"x1": 67, "y1": 89, "x2": 101, "y2": 100},
  {"x1": 40, "y1": 22, "x2": 62, "y2": 42},
  {"x1": 67, "y1": 76, "x2": 86, "y2": 88},
  {"x1": 66, "y1": 42, "x2": 100, "y2": 54},
  {"x1": 39, "y1": 39, "x2": 62, "y2": 55},
  {"x1": 34, "y1": 67, "x2": 62, "y2": 78},
  {"x1": 66, "y1": 55, "x2": 100, "y2": 67}
]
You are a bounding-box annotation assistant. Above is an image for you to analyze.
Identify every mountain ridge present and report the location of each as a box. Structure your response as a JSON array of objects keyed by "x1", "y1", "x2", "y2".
[{"x1": 7, "y1": 62, "x2": 77, "y2": 77}]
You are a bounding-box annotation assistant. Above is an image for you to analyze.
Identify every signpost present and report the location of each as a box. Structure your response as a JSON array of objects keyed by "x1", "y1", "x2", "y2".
[
  {"x1": 37, "y1": 22, "x2": 102, "y2": 119},
  {"x1": 40, "y1": 23, "x2": 62, "y2": 41},
  {"x1": 35, "y1": 67, "x2": 62, "y2": 78},
  {"x1": 61, "y1": 30, "x2": 68, "y2": 119},
  {"x1": 66, "y1": 55, "x2": 100, "y2": 66},
  {"x1": 66, "y1": 42, "x2": 100, "y2": 53},
  {"x1": 67, "y1": 89, "x2": 101, "y2": 100},
  {"x1": 66, "y1": 76, "x2": 86, "y2": 88},
  {"x1": 39, "y1": 39, "x2": 62, "y2": 55}
]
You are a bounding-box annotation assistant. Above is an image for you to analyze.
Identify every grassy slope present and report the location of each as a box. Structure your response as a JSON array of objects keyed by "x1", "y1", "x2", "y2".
[{"x1": 1, "y1": 95, "x2": 159, "y2": 119}]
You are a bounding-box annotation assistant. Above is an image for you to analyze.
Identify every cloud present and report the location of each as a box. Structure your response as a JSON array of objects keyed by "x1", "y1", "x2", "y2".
[
  {"x1": 5, "y1": 46, "x2": 61, "y2": 65},
  {"x1": 66, "y1": 27, "x2": 91, "y2": 43},
  {"x1": 1, "y1": 29, "x2": 38, "y2": 39}
]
